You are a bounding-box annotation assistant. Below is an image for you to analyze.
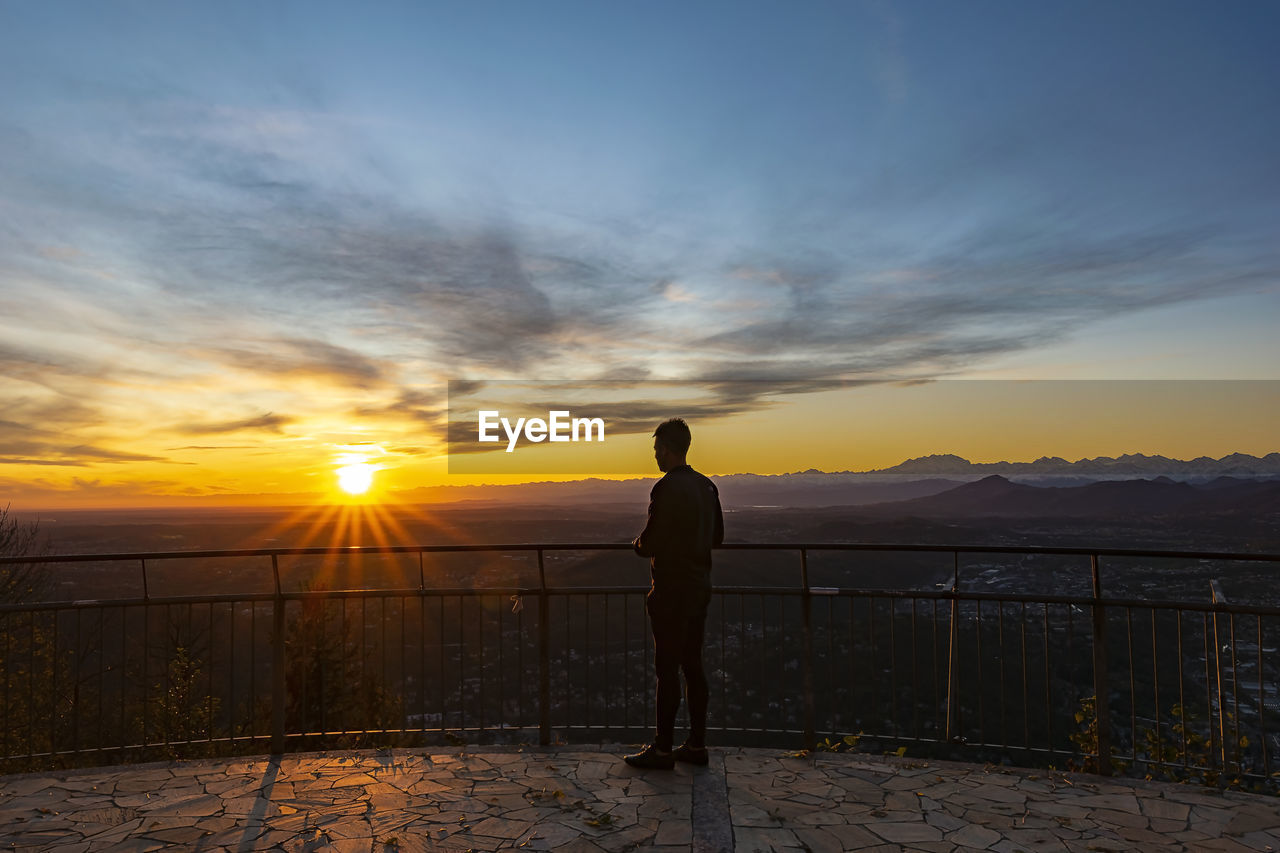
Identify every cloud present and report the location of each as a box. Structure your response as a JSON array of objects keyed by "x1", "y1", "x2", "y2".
[
  {"x1": 2, "y1": 74, "x2": 1277, "y2": 481},
  {"x1": 656, "y1": 279, "x2": 697, "y2": 303},
  {"x1": 0, "y1": 419, "x2": 55, "y2": 441},
  {"x1": 0, "y1": 457, "x2": 89, "y2": 467},
  {"x1": 447, "y1": 380, "x2": 486, "y2": 396},
  {"x1": 205, "y1": 337, "x2": 389, "y2": 389},
  {"x1": 697, "y1": 222, "x2": 1275, "y2": 383},
  {"x1": 3, "y1": 100, "x2": 588, "y2": 384},
  {"x1": 63, "y1": 446, "x2": 170, "y2": 462},
  {"x1": 0, "y1": 446, "x2": 168, "y2": 466},
  {"x1": 174, "y1": 413, "x2": 293, "y2": 435},
  {"x1": 352, "y1": 390, "x2": 443, "y2": 425},
  {"x1": 0, "y1": 419, "x2": 171, "y2": 466},
  {"x1": 0, "y1": 343, "x2": 106, "y2": 386}
]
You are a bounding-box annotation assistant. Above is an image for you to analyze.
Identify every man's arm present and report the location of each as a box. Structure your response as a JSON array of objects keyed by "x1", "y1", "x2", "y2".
[
  {"x1": 633, "y1": 481, "x2": 671, "y2": 557},
  {"x1": 712, "y1": 484, "x2": 724, "y2": 548}
]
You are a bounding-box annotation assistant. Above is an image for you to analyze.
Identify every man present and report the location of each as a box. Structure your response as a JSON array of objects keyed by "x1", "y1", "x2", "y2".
[{"x1": 625, "y1": 418, "x2": 724, "y2": 769}]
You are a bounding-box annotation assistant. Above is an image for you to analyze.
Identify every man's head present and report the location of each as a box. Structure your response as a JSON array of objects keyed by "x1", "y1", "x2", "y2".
[{"x1": 652, "y1": 417, "x2": 691, "y2": 473}]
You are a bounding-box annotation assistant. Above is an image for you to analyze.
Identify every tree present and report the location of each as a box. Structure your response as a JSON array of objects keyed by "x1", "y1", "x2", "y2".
[
  {"x1": 280, "y1": 582, "x2": 404, "y2": 745},
  {"x1": 0, "y1": 505, "x2": 51, "y2": 603},
  {"x1": 0, "y1": 506, "x2": 54, "y2": 769}
]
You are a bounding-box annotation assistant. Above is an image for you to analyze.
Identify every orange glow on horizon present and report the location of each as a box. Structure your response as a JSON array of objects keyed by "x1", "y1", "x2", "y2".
[
  {"x1": 240, "y1": 485, "x2": 478, "y2": 590},
  {"x1": 2, "y1": 381, "x2": 1277, "y2": 510}
]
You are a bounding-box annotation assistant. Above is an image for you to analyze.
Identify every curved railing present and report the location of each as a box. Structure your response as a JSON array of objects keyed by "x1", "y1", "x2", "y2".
[{"x1": 2, "y1": 541, "x2": 1278, "y2": 786}]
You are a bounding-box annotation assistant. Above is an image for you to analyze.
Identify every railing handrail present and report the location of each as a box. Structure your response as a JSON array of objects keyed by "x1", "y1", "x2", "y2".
[
  {"x1": 5, "y1": 587, "x2": 1280, "y2": 619},
  {"x1": 4, "y1": 540, "x2": 1279, "y2": 565}
]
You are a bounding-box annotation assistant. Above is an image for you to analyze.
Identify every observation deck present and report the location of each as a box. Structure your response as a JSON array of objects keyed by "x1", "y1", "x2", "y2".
[
  {"x1": 2, "y1": 541, "x2": 1279, "y2": 849},
  {"x1": 5, "y1": 745, "x2": 1280, "y2": 851}
]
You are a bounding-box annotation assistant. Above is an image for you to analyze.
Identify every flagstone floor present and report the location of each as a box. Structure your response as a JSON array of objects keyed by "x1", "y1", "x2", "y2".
[{"x1": 1, "y1": 746, "x2": 1278, "y2": 852}]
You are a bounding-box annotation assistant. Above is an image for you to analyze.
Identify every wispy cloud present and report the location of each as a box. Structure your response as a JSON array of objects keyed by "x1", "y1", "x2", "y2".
[
  {"x1": 696, "y1": 220, "x2": 1274, "y2": 385},
  {"x1": 203, "y1": 338, "x2": 389, "y2": 389},
  {"x1": 0, "y1": 7, "x2": 1276, "y2": 500},
  {"x1": 174, "y1": 413, "x2": 293, "y2": 436},
  {"x1": 352, "y1": 390, "x2": 443, "y2": 426},
  {"x1": 0, "y1": 442, "x2": 169, "y2": 467},
  {"x1": 655, "y1": 278, "x2": 697, "y2": 304},
  {"x1": 3, "y1": 88, "x2": 1274, "y2": 449},
  {"x1": 0, "y1": 418, "x2": 173, "y2": 466},
  {"x1": 64, "y1": 445, "x2": 171, "y2": 462}
]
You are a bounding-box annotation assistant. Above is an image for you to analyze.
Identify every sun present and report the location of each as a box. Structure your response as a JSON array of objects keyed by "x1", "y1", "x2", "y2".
[{"x1": 336, "y1": 462, "x2": 376, "y2": 495}]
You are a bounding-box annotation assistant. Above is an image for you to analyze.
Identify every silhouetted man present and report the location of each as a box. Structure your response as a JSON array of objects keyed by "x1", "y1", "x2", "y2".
[{"x1": 625, "y1": 418, "x2": 724, "y2": 769}]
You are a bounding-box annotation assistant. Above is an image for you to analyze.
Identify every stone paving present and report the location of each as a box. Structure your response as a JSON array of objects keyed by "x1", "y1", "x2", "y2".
[{"x1": 1, "y1": 746, "x2": 1278, "y2": 851}]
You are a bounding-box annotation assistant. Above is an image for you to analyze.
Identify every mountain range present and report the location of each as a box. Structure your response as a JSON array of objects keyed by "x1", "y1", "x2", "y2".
[
  {"x1": 396, "y1": 452, "x2": 1280, "y2": 508},
  {"x1": 852, "y1": 474, "x2": 1280, "y2": 519},
  {"x1": 867, "y1": 452, "x2": 1280, "y2": 479}
]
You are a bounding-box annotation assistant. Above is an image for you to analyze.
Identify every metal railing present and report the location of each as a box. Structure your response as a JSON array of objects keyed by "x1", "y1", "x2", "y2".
[{"x1": 2, "y1": 541, "x2": 1278, "y2": 785}]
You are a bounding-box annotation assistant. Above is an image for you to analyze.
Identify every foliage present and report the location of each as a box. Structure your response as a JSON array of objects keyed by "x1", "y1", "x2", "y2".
[
  {"x1": 812, "y1": 733, "x2": 862, "y2": 753},
  {"x1": 1071, "y1": 694, "x2": 1267, "y2": 792},
  {"x1": 151, "y1": 644, "x2": 220, "y2": 759},
  {"x1": 0, "y1": 508, "x2": 56, "y2": 769},
  {"x1": 1067, "y1": 695, "x2": 1128, "y2": 775},
  {"x1": 0, "y1": 611, "x2": 59, "y2": 766},
  {"x1": 0, "y1": 504, "x2": 51, "y2": 604},
  {"x1": 1139, "y1": 702, "x2": 1253, "y2": 790},
  {"x1": 278, "y1": 582, "x2": 405, "y2": 746}
]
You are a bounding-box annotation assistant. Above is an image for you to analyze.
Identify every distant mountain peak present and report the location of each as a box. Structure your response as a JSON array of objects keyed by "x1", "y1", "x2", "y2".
[
  {"x1": 862, "y1": 451, "x2": 1278, "y2": 479},
  {"x1": 874, "y1": 454, "x2": 973, "y2": 473},
  {"x1": 857, "y1": 469, "x2": 1280, "y2": 520}
]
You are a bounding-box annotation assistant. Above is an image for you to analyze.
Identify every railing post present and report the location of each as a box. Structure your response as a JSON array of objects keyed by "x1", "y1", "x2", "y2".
[
  {"x1": 538, "y1": 549, "x2": 551, "y2": 746},
  {"x1": 271, "y1": 554, "x2": 286, "y2": 755},
  {"x1": 1210, "y1": 579, "x2": 1227, "y2": 776},
  {"x1": 140, "y1": 558, "x2": 149, "y2": 749},
  {"x1": 946, "y1": 552, "x2": 961, "y2": 742},
  {"x1": 799, "y1": 549, "x2": 815, "y2": 750},
  {"x1": 1090, "y1": 554, "x2": 1112, "y2": 776}
]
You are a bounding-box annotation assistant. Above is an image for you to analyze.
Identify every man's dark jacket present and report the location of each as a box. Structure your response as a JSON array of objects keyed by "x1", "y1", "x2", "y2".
[{"x1": 633, "y1": 464, "x2": 724, "y2": 607}]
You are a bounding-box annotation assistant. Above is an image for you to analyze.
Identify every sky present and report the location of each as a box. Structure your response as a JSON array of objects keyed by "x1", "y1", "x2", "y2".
[{"x1": 1, "y1": 1, "x2": 1278, "y2": 507}]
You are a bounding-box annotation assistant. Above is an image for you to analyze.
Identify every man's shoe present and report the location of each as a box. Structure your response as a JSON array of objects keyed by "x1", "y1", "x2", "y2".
[
  {"x1": 672, "y1": 743, "x2": 709, "y2": 766},
  {"x1": 623, "y1": 744, "x2": 674, "y2": 769}
]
